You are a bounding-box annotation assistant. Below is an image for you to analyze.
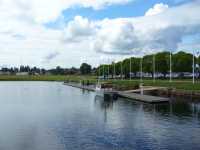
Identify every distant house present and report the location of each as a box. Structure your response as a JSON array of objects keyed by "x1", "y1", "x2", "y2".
[
  {"x1": 0, "y1": 71, "x2": 11, "y2": 75},
  {"x1": 16, "y1": 72, "x2": 29, "y2": 76}
]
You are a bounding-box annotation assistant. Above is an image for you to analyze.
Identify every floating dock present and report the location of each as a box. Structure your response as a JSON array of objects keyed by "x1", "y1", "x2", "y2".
[
  {"x1": 64, "y1": 82, "x2": 169, "y2": 103},
  {"x1": 64, "y1": 83, "x2": 95, "y2": 91},
  {"x1": 118, "y1": 92, "x2": 169, "y2": 103}
]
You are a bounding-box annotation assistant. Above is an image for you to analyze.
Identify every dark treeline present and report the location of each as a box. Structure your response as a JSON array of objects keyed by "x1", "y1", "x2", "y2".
[
  {"x1": 97, "y1": 51, "x2": 200, "y2": 79},
  {"x1": 1, "y1": 51, "x2": 200, "y2": 77},
  {"x1": 0, "y1": 63, "x2": 93, "y2": 75}
]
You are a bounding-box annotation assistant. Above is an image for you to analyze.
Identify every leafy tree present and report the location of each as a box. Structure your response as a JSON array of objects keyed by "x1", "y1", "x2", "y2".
[
  {"x1": 131, "y1": 57, "x2": 140, "y2": 77},
  {"x1": 155, "y1": 52, "x2": 170, "y2": 78},
  {"x1": 123, "y1": 58, "x2": 131, "y2": 78},
  {"x1": 197, "y1": 56, "x2": 200, "y2": 78},
  {"x1": 80, "y1": 63, "x2": 91, "y2": 75},
  {"x1": 143, "y1": 55, "x2": 154, "y2": 77},
  {"x1": 172, "y1": 51, "x2": 193, "y2": 73}
]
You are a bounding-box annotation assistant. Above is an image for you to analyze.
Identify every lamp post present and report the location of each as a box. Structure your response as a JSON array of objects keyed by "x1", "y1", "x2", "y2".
[
  {"x1": 103, "y1": 64, "x2": 105, "y2": 80},
  {"x1": 113, "y1": 60, "x2": 116, "y2": 80},
  {"x1": 107, "y1": 58, "x2": 110, "y2": 80},
  {"x1": 153, "y1": 54, "x2": 156, "y2": 83},
  {"x1": 130, "y1": 57, "x2": 132, "y2": 80},
  {"x1": 140, "y1": 57, "x2": 143, "y2": 83},
  {"x1": 121, "y1": 61, "x2": 123, "y2": 80},
  {"x1": 107, "y1": 64, "x2": 109, "y2": 80},
  {"x1": 98, "y1": 63, "x2": 101, "y2": 80},
  {"x1": 197, "y1": 51, "x2": 200, "y2": 83},
  {"x1": 170, "y1": 50, "x2": 172, "y2": 83},
  {"x1": 193, "y1": 50, "x2": 195, "y2": 84}
]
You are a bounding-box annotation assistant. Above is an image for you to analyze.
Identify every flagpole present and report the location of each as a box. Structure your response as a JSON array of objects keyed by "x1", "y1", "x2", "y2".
[
  {"x1": 193, "y1": 50, "x2": 195, "y2": 84},
  {"x1": 103, "y1": 64, "x2": 105, "y2": 80},
  {"x1": 107, "y1": 58, "x2": 110, "y2": 80},
  {"x1": 107, "y1": 64, "x2": 109, "y2": 80},
  {"x1": 121, "y1": 61, "x2": 123, "y2": 80},
  {"x1": 153, "y1": 54, "x2": 155, "y2": 83},
  {"x1": 170, "y1": 50, "x2": 172, "y2": 83},
  {"x1": 140, "y1": 57, "x2": 143, "y2": 83},
  {"x1": 113, "y1": 60, "x2": 116, "y2": 80},
  {"x1": 130, "y1": 57, "x2": 132, "y2": 80}
]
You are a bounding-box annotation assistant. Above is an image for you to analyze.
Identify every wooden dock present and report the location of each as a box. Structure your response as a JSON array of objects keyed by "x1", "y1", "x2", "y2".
[
  {"x1": 64, "y1": 82, "x2": 169, "y2": 103},
  {"x1": 118, "y1": 92, "x2": 169, "y2": 103},
  {"x1": 64, "y1": 83, "x2": 95, "y2": 91}
]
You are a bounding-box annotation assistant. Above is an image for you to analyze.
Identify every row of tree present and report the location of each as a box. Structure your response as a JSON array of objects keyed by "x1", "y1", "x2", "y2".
[
  {"x1": 97, "y1": 51, "x2": 200, "y2": 78},
  {"x1": 1, "y1": 51, "x2": 199, "y2": 77},
  {"x1": 0, "y1": 64, "x2": 93, "y2": 75}
]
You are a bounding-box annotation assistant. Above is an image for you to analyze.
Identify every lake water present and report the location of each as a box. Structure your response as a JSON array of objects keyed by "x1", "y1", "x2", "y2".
[{"x1": 0, "y1": 82, "x2": 199, "y2": 150}]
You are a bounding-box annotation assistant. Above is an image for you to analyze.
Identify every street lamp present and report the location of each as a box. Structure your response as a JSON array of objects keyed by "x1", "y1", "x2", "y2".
[
  {"x1": 107, "y1": 63, "x2": 109, "y2": 80},
  {"x1": 113, "y1": 60, "x2": 116, "y2": 80},
  {"x1": 193, "y1": 50, "x2": 195, "y2": 84},
  {"x1": 169, "y1": 50, "x2": 172, "y2": 83},
  {"x1": 153, "y1": 54, "x2": 156, "y2": 82},
  {"x1": 130, "y1": 57, "x2": 132, "y2": 80},
  {"x1": 121, "y1": 61, "x2": 123, "y2": 80},
  {"x1": 106, "y1": 58, "x2": 111, "y2": 80},
  {"x1": 192, "y1": 50, "x2": 200, "y2": 84},
  {"x1": 103, "y1": 64, "x2": 105, "y2": 80},
  {"x1": 140, "y1": 56, "x2": 143, "y2": 83}
]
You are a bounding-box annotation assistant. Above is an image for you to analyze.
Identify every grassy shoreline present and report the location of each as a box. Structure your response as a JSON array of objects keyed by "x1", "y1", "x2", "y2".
[
  {"x1": 0, "y1": 75, "x2": 96, "y2": 82},
  {"x1": 0, "y1": 75, "x2": 200, "y2": 92}
]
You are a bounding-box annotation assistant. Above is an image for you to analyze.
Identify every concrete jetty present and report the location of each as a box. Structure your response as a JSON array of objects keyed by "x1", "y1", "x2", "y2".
[
  {"x1": 64, "y1": 82, "x2": 95, "y2": 91},
  {"x1": 118, "y1": 92, "x2": 169, "y2": 103},
  {"x1": 64, "y1": 82, "x2": 169, "y2": 103}
]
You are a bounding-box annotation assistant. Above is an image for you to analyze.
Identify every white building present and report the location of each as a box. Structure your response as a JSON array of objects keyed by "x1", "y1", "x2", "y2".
[{"x1": 16, "y1": 72, "x2": 29, "y2": 76}]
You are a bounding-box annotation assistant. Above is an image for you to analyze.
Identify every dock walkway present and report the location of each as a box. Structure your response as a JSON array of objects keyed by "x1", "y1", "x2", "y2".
[
  {"x1": 64, "y1": 83, "x2": 95, "y2": 91},
  {"x1": 64, "y1": 82, "x2": 169, "y2": 103},
  {"x1": 118, "y1": 92, "x2": 169, "y2": 103}
]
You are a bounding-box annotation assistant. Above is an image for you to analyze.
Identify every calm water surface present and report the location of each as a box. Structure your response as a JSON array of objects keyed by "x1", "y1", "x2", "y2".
[{"x1": 0, "y1": 82, "x2": 199, "y2": 150}]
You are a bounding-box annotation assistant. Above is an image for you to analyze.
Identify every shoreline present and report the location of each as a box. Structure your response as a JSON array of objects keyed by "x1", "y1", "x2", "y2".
[
  {"x1": 0, "y1": 75, "x2": 199, "y2": 99},
  {"x1": 64, "y1": 82, "x2": 169, "y2": 103}
]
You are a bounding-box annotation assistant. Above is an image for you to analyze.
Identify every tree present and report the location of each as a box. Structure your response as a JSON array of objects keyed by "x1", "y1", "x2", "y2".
[
  {"x1": 197, "y1": 56, "x2": 200, "y2": 78},
  {"x1": 155, "y1": 52, "x2": 170, "y2": 78},
  {"x1": 123, "y1": 58, "x2": 131, "y2": 78},
  {"x1": 143, "y1": 55, "x2": 154, "y2": 77},
  {"x1": 80, "y1": 63, "x2": 91, "y2": 75},
  {"x1": 172, "y1": 51, "x2": 193, "y2": 74}
]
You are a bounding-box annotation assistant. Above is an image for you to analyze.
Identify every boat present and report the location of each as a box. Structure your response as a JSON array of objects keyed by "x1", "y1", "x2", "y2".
[
  {"x1": 95, "y1": 82, "x2": 118, "y2": 100},
  {"x1": 95, "y1": 82, "x2": 105, "y2": 97}
]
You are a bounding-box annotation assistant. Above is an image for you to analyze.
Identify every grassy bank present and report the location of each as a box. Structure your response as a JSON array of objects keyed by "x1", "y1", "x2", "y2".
[
  {"x1": 0, "y1": 75, "x2": 199, "y2": 91},
  {"x1": 110, "y1": 79, "x2": 200, "y2": 91},
  {"x1": 0, "y1": 75, "x2": 96, "y2": 82}
]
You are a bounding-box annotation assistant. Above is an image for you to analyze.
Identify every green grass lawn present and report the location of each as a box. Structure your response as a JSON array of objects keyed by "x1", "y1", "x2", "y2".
[
  {"x1": 110, "y1": 79, "x2": 200, "y2": 91},
  {"x1": 0, "y1": 75, "x2": 199, "y2": 91},
  {"x1": 0, "y1": 75, "x2": 96, "y2": 82}
]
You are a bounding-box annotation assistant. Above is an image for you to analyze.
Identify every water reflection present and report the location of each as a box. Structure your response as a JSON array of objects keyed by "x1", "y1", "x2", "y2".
[
  {"x1": 0, "y1": 82, "x2": 199, "y2": 150},
  {"x1": 94, "y1": 96, "x2": 114, "y2": 122}
]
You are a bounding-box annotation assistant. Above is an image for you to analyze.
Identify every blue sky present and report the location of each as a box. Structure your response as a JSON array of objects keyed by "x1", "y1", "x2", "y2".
[
  {"x1": 46, "y1": 0, "x2": 191, "y2": 29},
  {"x1": 0, "y1": 0, "x2": 199, "y2": 68}
]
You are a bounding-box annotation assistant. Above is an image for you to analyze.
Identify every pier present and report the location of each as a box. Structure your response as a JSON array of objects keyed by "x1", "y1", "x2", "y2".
[
  {"x1": 118, "y1": 92, "x2": 169, "y2": 103},
  {"x1": 64, "y1": 82, "x2": 169, "y2": 103},
  {"x1": 64, "y1": 82, "x2": 95, "y2": 91}
]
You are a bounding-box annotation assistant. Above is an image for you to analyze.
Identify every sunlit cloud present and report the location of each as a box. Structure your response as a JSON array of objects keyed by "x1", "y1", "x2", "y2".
[{"x1": 63, "y1": 1, "x2": 200, "y2": 55}]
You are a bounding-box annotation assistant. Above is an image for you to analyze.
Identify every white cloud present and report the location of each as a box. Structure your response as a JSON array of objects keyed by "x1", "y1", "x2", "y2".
[
  {"x1": 145, "y1": 3, "x2": 169, "y2": 16},
  {"x1": 0, "y1": 0, "x2": 133, "y2": 24},
  {"x1": 1, "y1": 0, "x2": 135, "y2": 67},
  {"x1": 63, "y1": 16, "x2": 95, "y2": 42},
  {"x1": 63, "y1": 1, "x2": 200, "y2": 56},
  {"x1": 0, "y1": 0, "x2": 199, "y2": 67},
  {"x1": 93, "y1": 20, "x2": 139, "y2": 54}
]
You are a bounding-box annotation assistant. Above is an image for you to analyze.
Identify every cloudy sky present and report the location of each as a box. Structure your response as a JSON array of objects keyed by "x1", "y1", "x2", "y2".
[{"x1": 0, "y1": 0, "x2": 200, "y2": 68}]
